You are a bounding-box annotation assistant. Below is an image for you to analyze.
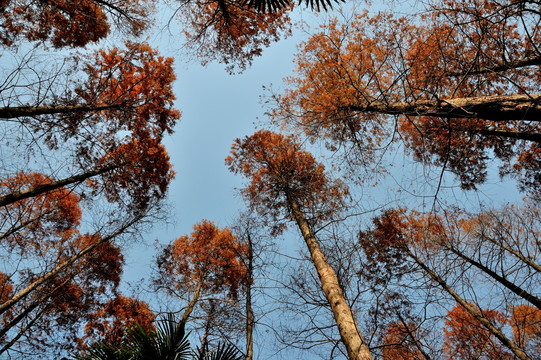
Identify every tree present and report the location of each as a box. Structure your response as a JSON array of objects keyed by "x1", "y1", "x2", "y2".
[
  {"x1": 1, "y1": 41, "x2": 178, "y2": 212},
  {"x1": 0, "y1": 41, "x2": 178, "y2": 357},
  {"x1": 510, "y1": 304, "x2": 541, "y2": 359},
  {"x1": 272, "y1": 0, "x2": 541, "y2": 197},
  {"x1": 154, "y1": 220, "x2": 248, "y2": 349},
  {"x1": 360, "y1": 206, "x2": 538, "y2": 360},
  {"x1": 0, "y1": 0, "x2": 151, "y2": 48},
  {"x1": 77, "y1": 295, "x2": 157, "y2": 350},
  {"x1": 226, "y1": 130, "x2": 373, "y2": 360},
  {"x1": 176, "y1": 0, "x2": 292, "y2": 73},
  {"x1": 0, "y1": 214, "x2": 131, "y2": 357},
  {"x1": 443, "y1": 304, "x2": 512, "y2": 360}
]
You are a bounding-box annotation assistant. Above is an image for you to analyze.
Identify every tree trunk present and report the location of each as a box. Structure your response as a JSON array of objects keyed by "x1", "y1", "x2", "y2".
[
  {"x1": 0, "y1": 166, "x2": 115, "y2": 208},
  {"x1": 407, "y1": 249, "x2": 533, "y2": 360},
  {"x1": 347, "y1": 93, "x2": 541, "y2": 121},
  {"x1": 0, "y1": 276, "x2": 72, "y2": 351},
  {"x1": 179, "y1": 278, "x2": 203, "y2": 327},
  {"x1": 0, "y1": 215, "x2": 141, "y2": 315},
  {"x1": 245, "y1": 233, "x2": 254, "y2": 360},
  {"x1": 442, "y1": 244, "x2": 541, "y2": 309},
  {"x1": 288, "y1": 196, "x2": 373, "y2": 360},
  {"x1": 0, "y1": 103, "x2": 122, "y2": 119},
  {"x1": 442, "y1": 127, "x2": 541, "y2": 143}
]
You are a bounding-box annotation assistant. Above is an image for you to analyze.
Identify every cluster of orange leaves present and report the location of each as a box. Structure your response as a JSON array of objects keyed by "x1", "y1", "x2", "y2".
[
  {"x1": 0, "y1": 172, "x2": 82, "y2": 255},
  {"x1": 226, "y1": 130, "x2": 347, "y2": 234},
  {"x1": 78, "y1": 295, "x2": 156, "y2": 349},
  {"x1": 0, "y1": 0, "x2": 149, "y2": 48},
  {"x1": 46, "y1": 42, "x2": 180, "y2": 211},
  {"x1": 180, "y1": 0, "x2": 292, "y2": 72},
  {"x1": 0, "y1": 172, "x2": 129, "y2": 345},
  {"x1": 156, "y1": 220, "x2": 249, "y2": 299}
]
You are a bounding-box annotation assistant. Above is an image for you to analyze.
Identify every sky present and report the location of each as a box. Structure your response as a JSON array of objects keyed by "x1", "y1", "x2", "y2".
[{"x1": 121, "y1": 9, "x2": 313, "y2": 281}]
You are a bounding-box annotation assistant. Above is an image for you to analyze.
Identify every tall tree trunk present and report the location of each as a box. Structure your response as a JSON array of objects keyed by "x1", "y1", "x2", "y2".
[
  {"x1": 0, "y1": 276, "x2": 72, "y2": 353},
  {"x1": 0, "y1": 103, "x2": 123, "y2": 119},
  {"x1": 0, "y1": 166, "x2": 115, "y2": 208},
  {"x1": 198, "y1": 299, "x2": 215, "y2": 359},
  {"x1": 179, "y1": 278, "x2": 203, "y2": 328},
  {"x1": 347, "y1": 93, "x2": 541, "y2": 121},
  {"x1": 245, "y1": 233, "x2": 254, "y2": 360},
  {"x1": 288, "y1": 196, "x2": 373, "y2": 360},
  {"x1": 442, "y1": 244, "x2": 541, "y2": 309},
  {"x1": 407, "y1": 249, "x2": 533, "y2": 360},
  {"x1": 0, "y1": 215, "x2": 141, "y2": 315}
]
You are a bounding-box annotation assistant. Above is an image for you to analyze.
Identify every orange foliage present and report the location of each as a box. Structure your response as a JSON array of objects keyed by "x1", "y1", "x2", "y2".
[
  {"x1": 75, "y1": 234, "x2": 124, "y2": 288},
  {"x1": 0, "y1": 0, "x2": 150, "y2": 47},
  {"x1": 274, "y1": 1, "x2": 540, "y2": 193},
  {"x1": 78, "y1": 295, "x2": 156, "y2": 349},
  {"x1": 179, "y1": 0, "x2": 292, "y2": 72},
  {"x1": 0, "y1": 273, "x2": 13, "y2": 306},
  {"x1": 35, "y1": 42, "x2": 179, "y2": 211},
  {"x1": 98, "y1": 137, "x2": 174, "y2": 210},
  {"x1": 156, "y1": 220, "x2": 248, "y2": 299},
  {"x1": 273, "y1": 12, "x2": 401, "y2": 152},
  {"x1": 0, "y1": 172, "x2": 82, "y2": 254},
  {"x1": 510, "y1": 304, "x2": 541, "y2": 356},
  {"x1": 226, "y1": 130, "x2": 347, "y2": 234},
  {"x1": 360, "y1": 208, "x2": 446, "y2": 282},
  {"x1": 73, "y1": 42, "x2": 179, "y2": 144},
  {"x1": 443, "y1": 304, "x2": 512, "y2": 360},
  {"x1": 381, "y1": 322, "x2": 424, "y2": 360}
]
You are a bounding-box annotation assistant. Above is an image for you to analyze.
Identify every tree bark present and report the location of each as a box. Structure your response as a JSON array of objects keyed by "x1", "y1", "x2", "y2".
[
  {"x1": 407, "y1": 249, "x2": 533, "y2": 360},
  {"x1": 0, "y1": 166, "x2": 115, "y2": 208},
  {"x1": 288, "y1": 196, "x2": 373, "y2": 360},
  {"x1": 347, "y1": 93, "x2": 541, "y2": 121},
  {"x1": 441, "y1": 127, "x2": 541, "y2": 143},
  {"x1": 245, "y1": 233, "x2": 254, "y2": 360},
  {"x1": 0, "y1": 103, "x2": 122, "y2": 119},
  {"x1": 447, "y1": 56, "x2": 541, "y2": 77},
  {"x1": 179, "y1": 278, "x2": 203, "y2": 327}
]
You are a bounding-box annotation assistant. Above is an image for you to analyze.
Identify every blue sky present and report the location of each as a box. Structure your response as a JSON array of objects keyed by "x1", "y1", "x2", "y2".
[{"x1": 122, "y1": 6, "x2": 314, "y2": 293}]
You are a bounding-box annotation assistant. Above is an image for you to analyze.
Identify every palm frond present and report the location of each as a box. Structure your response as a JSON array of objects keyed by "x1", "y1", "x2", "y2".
[
  {"x1": 243, "y1": 0, "x2": 344, "y2": 12},
  {"x1": 202, "y1": 342, "x2": 243, "y2": 360}
]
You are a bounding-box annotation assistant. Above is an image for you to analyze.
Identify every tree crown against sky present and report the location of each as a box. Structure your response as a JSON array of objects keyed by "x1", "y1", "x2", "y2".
[
  {"x1": 0, "y1": 0, "x2": 540, "y2": 359},
  {"x1": 271, "y1": 0, "x2": 541, "y2": 198}
]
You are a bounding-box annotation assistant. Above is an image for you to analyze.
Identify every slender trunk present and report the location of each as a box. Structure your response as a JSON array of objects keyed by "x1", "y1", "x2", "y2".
[
  {"x1": 0, "y1": 306, "x2": 45, "y2": 354},
  {"x1": 447, "y1": 56, "x2": 541, "y2": 77},
  {"x1": 0, "y1": 166, "x2": 115, "y2": 208},
  {"x1": 198, "y1": 300, "x2": 215, "y2": 359},
  {"x1": 179, "y1": 278, "x2": 203, "y2": 328},
  {"x1": 0, "y1": 276, "x2": 72, "y2": 342},
  {"x1": 0, "y1": 103, "x2": 122, "y2": 119},
  {"x1": 481, "y1": 235, "x2": 541, "y2": 274},
  {"x1": 0, "y1": 213, "x2": 51, "y2": 241},
  {"x1": 407, "y1": 249, "x2": 533, "y2": 360},
  {"x1": 347, "y1": 93, "x2": 541, "y2": 121},
  {"x1": 443, "y1": 244, "x2": 541, "y2": 309},
  {"x1": 0, "y1": 215, "x2": 141, "y2": 315},
  {"x1": 288, "y1": 196, "x2": 373, "y2": 360},
  {"x1": 438, "y1": 127, "x2": 541, "y2": 143},
  {"x1": 245, "y1": 233, "x2": 254, "y2": 360}
]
